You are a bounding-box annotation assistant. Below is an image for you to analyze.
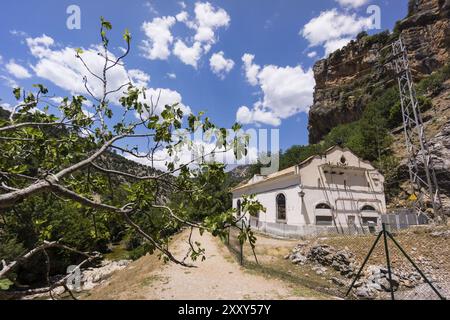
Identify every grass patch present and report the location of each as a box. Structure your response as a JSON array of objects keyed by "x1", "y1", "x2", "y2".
[{"x1": 104, "y1": 242, "x2": 130, "y2": 261}]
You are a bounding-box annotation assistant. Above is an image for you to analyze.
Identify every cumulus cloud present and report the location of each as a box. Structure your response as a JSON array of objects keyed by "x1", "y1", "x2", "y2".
[
  {"x1": 128, "y1": 69, "x2": 151, "y2": 87},
  {"x1": 140, "y1": 16, "x2": 176, "y2": 60},
  {"x1": 242, "y1": 54, "x2": 260, "y2": 86},
  {"x1": 6, "y1": 60, "x2": 32, "y2": 79},
  {"x1": 173, "y1": 40, "x2": 203, "y2": 68},
  {"x1": 236, "y1": 105, "x2": 281, "y2": 127},
  {"x1": 26, "y1": 34, "x2": 54, "y2": 58},
  {"x1": 335, "y1": 0, "x2": 370, "y2": 9},
  {"x1": 192, "y1": 2, "x2": 230, "y2": 46},
  {"x1": 237, "y1": 54, "x2": 315, "y2": 127},
  {"x1": 301, "y1": 8, "x2": 372, "y2": 56},
  {"x1": 25, "y1": 34, "x2": 189, "y2": 117},
  {"x1": 209, "y1": 51, "x2": 234, "y2": 79},
  {"x1": 140, "y1": 2, "x2": 230, "y2": 68},
  {"x1": 307, "y1": 51, "x2": 318, "y2": 58},
  {"x1": 175, "y1": 11, "x2": 189, "y2": 22},
  {"x1": 173, "y1": 2, "x2": 230, "y2": 67}
]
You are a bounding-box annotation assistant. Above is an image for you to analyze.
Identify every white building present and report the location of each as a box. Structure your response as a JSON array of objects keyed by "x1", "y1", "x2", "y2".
[{"x1": 231, "y1": 146, "x2": 387, "y2": 237}]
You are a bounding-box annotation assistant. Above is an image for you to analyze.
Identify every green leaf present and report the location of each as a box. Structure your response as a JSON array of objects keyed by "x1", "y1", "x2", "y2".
[
  {"x1": 0, "y1": 279, "x2": 13, "y2": 291},
  {"x1": 123, "y1": 29, "x2": 131, "y2": 43},
  {"x1": 13, "y1": 87, "x2": 21, "y2": 100},
  {"x1": 100, "y1": 17, "x2": 112, "y2": 30}
]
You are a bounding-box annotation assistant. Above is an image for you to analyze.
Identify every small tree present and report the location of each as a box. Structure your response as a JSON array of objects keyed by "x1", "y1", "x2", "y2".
[{"x1": 0, "y1": 18, "x2": 261, "y2": 296}]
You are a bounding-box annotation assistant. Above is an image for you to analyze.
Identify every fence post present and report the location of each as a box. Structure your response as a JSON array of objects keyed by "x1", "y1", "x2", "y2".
[
  {"x1": 382, "y1": 223, "x2": 395, "y2": 300},
  {"x1": 240, "y1": 241, "x2": 244, "y2": 266}
]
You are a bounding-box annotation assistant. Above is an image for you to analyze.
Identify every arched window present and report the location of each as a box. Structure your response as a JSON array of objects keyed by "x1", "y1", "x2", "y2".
[
  {"x1": 276, "y1": 194, "x2": 286, "y2": 222},
  {"x1": 236, "y1": 200, "x2": 241, "y2": 217},
  {"x1": 361, "y1": 205, "x2": 376, "y2": 211},
  {"x1": 316, "y1": 203, "x2": 331, "y2": 210}
]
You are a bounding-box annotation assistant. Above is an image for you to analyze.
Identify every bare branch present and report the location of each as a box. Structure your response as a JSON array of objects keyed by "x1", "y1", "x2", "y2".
[{"x1": 0, "y1": 241, "x2": 92, "y2": 279}]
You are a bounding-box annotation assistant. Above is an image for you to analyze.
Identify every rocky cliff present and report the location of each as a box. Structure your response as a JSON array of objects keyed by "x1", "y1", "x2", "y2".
[{"x1": 308, "y1": 0, "x2": 450, "y2": 144}]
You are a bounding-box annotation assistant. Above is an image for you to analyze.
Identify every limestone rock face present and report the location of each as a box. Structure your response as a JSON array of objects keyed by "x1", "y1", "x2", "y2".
[
  {"x1": 308, "y1": 0, "x2": 450, "y2": 144},
  {"x1": 427, "y1": 121, "x2": 450, "y2": 202}
]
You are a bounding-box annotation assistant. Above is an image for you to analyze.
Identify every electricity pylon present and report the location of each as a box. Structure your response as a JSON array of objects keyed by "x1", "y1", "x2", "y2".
[{"x1": 389, "y1": 37, "x2": 444, "y2": 223}]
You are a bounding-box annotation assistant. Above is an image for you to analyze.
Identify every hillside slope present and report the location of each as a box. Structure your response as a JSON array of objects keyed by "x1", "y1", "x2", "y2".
[{"x1": 309, "y1": 0, "x2": 450, "y2": 144}]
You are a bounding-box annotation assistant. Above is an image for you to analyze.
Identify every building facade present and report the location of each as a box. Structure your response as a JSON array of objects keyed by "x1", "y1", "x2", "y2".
[{"x1": 232, "y1": 146, "x2": 387, "y2": 237}]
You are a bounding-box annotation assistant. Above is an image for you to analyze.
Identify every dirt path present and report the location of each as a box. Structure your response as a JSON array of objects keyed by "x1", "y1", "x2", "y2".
[{"x1": 87, "y1": 230, "x2": 325, "y2": 300}]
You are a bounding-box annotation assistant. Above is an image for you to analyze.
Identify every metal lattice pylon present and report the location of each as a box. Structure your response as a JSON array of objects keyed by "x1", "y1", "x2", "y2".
[{"x1": 390, "y1": 37, "x2": 444, "y2": 222}]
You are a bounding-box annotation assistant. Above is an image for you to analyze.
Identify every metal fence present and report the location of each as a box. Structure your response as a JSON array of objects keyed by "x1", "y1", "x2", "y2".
[
  {"x1": 248, "y1": 212, "x2": 429, "y2": 239},
  {"x1": 225, "y1": 226, "x2": 244, "y2": 266},
  {"x1": 225, "y1": 220, "x2": 450, "y2": 300}
]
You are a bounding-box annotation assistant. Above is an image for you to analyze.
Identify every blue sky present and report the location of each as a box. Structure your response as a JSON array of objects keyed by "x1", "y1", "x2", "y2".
[{"x1": 0, "y1": 0, "x2": 408, "y2": 156}]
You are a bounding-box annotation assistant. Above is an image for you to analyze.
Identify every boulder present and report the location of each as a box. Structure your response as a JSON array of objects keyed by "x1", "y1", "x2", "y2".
[
  {"x1": 331, "y1": 277, "x2": 347, "y2": 287},
  {"x1": 355, "y1": 286, "x2": 377, "y2": 300}
]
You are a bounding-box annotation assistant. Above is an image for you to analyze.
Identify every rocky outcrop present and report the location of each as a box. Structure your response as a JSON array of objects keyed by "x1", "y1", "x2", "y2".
[
  {"x1": 287, "y1": 243, "x2": 357, "y2": 278},
  {"x1": 79, "y1": 259, "x2": 131, "y2": 291},
  {"x1": 428, "y1": 121, "x2": 450, "y2": 200},
  {"x1": 308, "y1": 0, "x2": 450, "y2": 143}
]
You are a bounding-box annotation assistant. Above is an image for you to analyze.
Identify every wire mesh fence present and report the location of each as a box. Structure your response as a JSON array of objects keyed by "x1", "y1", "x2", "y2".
[
  {"x1": 224, "y1": 221, "x2": 449, "y2": 300},
  {"x1": 225, "y1": 226, "x2": 244, "y2": 266}
]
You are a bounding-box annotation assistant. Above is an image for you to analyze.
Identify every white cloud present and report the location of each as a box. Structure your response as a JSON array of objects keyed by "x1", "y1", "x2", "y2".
[
  {"x1": 0, "y1": 75, "x2": 18, "y2": 88},
  {"x1": 307, "y1": 51, "x2": 318, "y2": 58},
  {"x1": 167, "y1": 73, "x2": 177, "y2": 79},
  {"x1": 25, "y1": 34, "x2": 188, "y2": 117},
  {"x1": 173, "y1": 40, "x2": 203, "y2": 68},
  {"x1": 117, "y1": 46, "x2": 127, "y2": 54},
  {"x1": 237, "y1": 54, "x2": 315, "y2": 127},
  {"x1": 125, "y1": 134, "x2": 257, "y2": 172},
  {"x1": 49, "y1": 96, "x2": 64, "y2": 104},
  {"x1": 242, "y1": 54, "x2": 260, "y2": 86},
  {"x1": 0, "y1": 103, "x2": 13, "y2": 112},
  {"x1": 128, "y1": 69, "x2": 151, "y2": 87},
  {"x1": 0, "y1": 54, "x2": 3, "y2": 64},
  {"x1": 301, "y1": 9, "x2": 372, "y2": 56},
  {"x1": 209, "y1": 51, "x2": 234, "y2": 79},
  {"x1": 192, "y1": 2, "x2": 230, "y2": 46},
  {"x1": 140, "y1": 16, "x2": 176, "y2": 60},
  {"x1": 335, "y1": 0, "x2": 370, "y2": 9},
  {"x1": 143, "y1": 1, "x2": 159, "y2": 15},
  {"x1": 26, "y1": 34, "x2": 54, "y2": 58},
  {"x1": 323, "y1": 37, "x2": 354, "y2": 56},
  {"x1": 10, "y1": 30, "x2": 28, "y2": 37},
  {"x1": 5, "y1": 60, "x2": 32, "y2": 79},
  {"x1": 140, "y1": 87, "x2": 191, "y2": 116},
  {"x1": 236, "y1": 105, "x2": 281, "y2": 127},
  {"x1": 141, "y1": 2, "x2": 230, "y2": 68},
  {"x1": 176, "y1": 11, "x2": 189, "y2": 22}
]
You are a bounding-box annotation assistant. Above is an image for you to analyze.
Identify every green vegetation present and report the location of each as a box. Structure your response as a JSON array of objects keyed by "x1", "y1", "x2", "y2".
[
  {"x1": 417, "y1": 63, "x2": 450, "y2": 96},
  {"x1": 0, "y1": 18, "x2": 264, "y2": 293}
]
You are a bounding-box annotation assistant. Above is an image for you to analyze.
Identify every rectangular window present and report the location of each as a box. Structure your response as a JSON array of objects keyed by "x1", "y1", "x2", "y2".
[
  {"x1": 362, "y1": 217, "x2": 378, "y2": 226},
  {"x1": 316, "y1": 216, "x2": 333, "y2": 226}
]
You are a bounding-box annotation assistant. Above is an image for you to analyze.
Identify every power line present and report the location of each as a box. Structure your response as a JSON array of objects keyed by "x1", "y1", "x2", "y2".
[{"x1": 388, "y1": 37, "x2": 445, "y2": 223}]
